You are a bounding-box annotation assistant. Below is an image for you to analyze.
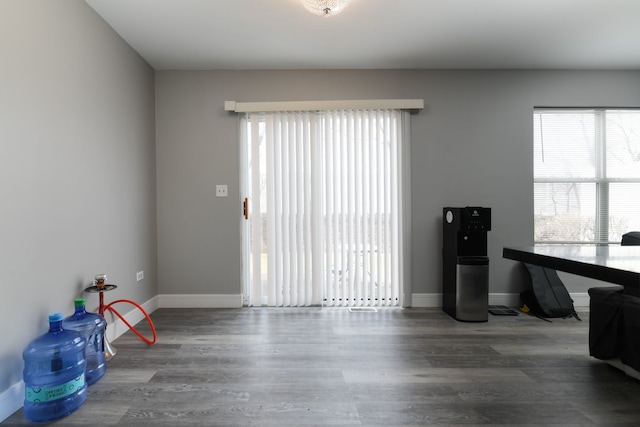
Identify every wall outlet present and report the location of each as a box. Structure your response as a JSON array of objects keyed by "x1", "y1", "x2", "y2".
[
  {"x1": 216, "y1": 184, "x2": 228, "y2": 197},
  {"x1": 136, "y1": 271, "x2": 144, "y2": 281}
]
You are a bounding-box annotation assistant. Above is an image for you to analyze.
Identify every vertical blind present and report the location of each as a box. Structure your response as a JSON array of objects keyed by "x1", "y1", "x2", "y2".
[{"x1": 243, "y1": 109, "x2": 403, "y2": 307}]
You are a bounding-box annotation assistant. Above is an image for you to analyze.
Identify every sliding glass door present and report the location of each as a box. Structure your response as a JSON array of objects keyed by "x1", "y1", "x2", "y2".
[{"x1": 241, "y1": 109, "x2": 404, "y2": 307}]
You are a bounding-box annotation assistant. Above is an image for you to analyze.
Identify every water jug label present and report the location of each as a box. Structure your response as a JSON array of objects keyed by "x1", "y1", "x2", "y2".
[{"x1": 25, "y1": 374, "x2": 85, "y2": 403}]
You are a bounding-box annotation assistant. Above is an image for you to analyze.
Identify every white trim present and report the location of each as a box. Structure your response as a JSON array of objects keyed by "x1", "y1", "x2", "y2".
[
  {"x1": 410, "y1": 293, "x2": 442, "y2": 308},
  {"x1": 569, "y1": 292, "x2": 590, "y2": 308},
  {"x1": 488, "y1": 293, "x2": 523, "y2": 308},
  {"x1": 158, "y1": 294, "x2": 243, "y2": 308},
  {"x1": 224, "y1": 99, "x2": 424, "y2": 113},
  {"x1": 606, "y1": 359, "x2": 640, "y2": 380},
  {"x1": 102, "y1": 292, "x2": 588, "y2": 313},
  {"x1": 0, "y1": 381, "x2": 24, "y2": 423},
  {"x1": 410, "y1": 292, "x2": 590, "y2": 308}
]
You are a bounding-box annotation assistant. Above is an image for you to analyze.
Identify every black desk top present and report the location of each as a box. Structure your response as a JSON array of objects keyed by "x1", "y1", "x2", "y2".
[{"x1": 503, "y1": 246, "x2": 640, "y2": 294}]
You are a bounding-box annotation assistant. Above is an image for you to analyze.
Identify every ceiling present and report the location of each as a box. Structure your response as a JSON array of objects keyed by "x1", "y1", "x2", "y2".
[{"x1": 85, "y1": 0, "x2": 640, "y2": 71}]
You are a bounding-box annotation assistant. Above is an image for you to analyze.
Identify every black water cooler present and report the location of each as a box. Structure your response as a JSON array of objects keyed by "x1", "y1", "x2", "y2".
[{"x1": 443, "y1": 207, "x2": 491, "y2": 322}]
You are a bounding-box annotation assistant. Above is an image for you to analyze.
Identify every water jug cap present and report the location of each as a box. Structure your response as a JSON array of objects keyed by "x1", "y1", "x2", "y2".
[
  {"x1": 74, "y1": 298, "x2": 86, "y2": 307},
  {"x1": 48, "y1": 313, "x2": 63, "y2": 322}
]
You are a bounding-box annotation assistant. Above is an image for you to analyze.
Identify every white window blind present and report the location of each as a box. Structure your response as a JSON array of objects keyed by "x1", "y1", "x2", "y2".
[
  {"x1": 242, "y1": 109, "x2": 404, "y2": 307},
  {"x1": 534, "y1": 109, "x2": 640, "y2": 244}
]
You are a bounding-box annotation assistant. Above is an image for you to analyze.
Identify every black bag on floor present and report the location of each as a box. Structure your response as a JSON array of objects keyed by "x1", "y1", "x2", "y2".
[{"x1": 520, "y1": 263, "x2": 580, "y2": 320}]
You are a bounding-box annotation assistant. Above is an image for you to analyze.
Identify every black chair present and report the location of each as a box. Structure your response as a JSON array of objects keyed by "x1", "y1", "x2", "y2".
[
  {"x1": 621, "y1": 231, "x2": 640, "y2": 246},
  {"x1": 588, "y1": 232, "x2": 640, "y2": 372},
  {"x1": 620, "y1": 232, "x2": 640, "y2": 371}
]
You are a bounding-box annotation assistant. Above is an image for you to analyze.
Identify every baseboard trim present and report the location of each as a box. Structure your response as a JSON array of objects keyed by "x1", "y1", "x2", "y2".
[
  {"x1": 158, "y1": 294, "x2": 243, "y2": 308},
  {"x1": 0, "y1": 382, "x2": 24, "y2": 423},
  {"x1": 570, "y1": 292, "x2": 590, "y2": 308},
  {"x1": 410, "y1": 293, "x2": 441, "y2": 308},
  {"x1": 410, "y1": 292, "x2": 590, "y2": 309}
]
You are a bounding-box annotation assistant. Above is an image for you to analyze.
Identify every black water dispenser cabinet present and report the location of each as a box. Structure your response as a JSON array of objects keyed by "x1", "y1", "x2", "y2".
[{"x1": 442, "y1": 207, "x2": 491, "y2": 322}]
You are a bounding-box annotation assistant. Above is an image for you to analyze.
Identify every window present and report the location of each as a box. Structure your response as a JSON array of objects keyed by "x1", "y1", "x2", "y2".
[{"x1": 534, "y1": 109, "x2": 640, "y2": 244}]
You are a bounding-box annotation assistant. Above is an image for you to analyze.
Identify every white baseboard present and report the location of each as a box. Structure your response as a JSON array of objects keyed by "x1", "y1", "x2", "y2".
[
  {"x1": 0, "y1": 382, "x2": 24, "y2": 423},
  {"x1": 410, "y1": 293, "x2": 523, "y2": 308},
  {"x1": 99, "y1": 294, "x2": 244, "y2": 343},
  {"x1": 570, "y1": 292, "x2": 590, "y2": 308},
  {"x1": 410, "y1": 292, "x2": 590, "y2": 309},
  {"x1": 410, "y1": 293, "x2": 441, "y2": 307},
  {"x1": 158, "y1": 293, "x2": 243, "y2": 308}
]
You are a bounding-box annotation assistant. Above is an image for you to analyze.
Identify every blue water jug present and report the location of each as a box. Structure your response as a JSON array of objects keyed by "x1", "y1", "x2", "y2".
[
  {"x1": 22, "y1": 313, "x2": 87, "y2": 422},
  {"x1": 63, "y1": 298, "x2": 107, "y2": 385}
]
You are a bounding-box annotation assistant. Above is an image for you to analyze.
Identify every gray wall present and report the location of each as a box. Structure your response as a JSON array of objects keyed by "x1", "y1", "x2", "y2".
[
  {"x1": 155, "y1": 70, "x2": 640, "y2": 298},
  {"x1": 0, "y1": 0, "x2": 156, "y2": 407}
]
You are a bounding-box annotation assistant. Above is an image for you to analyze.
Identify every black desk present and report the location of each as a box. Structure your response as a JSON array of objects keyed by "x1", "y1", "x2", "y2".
[
  {"x1": 504, "y1": 245, "x2": 640, "y2": 378},
  {"x1": 503, "y1": 246, "x2": 640, "y2": 297}
]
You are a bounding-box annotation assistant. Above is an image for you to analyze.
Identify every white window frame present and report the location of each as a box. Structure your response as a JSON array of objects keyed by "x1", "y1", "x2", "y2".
[{"x1": 534, "y1": 108, "x2": 640, "y2": 245}]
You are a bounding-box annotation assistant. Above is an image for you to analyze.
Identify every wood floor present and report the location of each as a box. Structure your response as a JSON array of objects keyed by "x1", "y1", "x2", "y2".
[{"x1": 5, "y1": 307, "x2": 640, "y2": 426}]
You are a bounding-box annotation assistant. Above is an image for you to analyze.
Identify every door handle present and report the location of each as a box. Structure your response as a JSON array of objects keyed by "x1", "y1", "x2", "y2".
[{"x1": 243, "y1": 197, "x2": 249, "y2": 220}]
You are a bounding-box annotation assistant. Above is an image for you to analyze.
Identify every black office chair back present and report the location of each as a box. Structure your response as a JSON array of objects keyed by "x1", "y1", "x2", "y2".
[{"x1": 621, "y1": 232, "x2": 640, "y2": 246}]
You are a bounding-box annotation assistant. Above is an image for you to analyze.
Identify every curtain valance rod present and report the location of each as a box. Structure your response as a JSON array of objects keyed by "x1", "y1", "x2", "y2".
[{"x1": 224, "y1": 99, "x2": 423, "y2": 114}]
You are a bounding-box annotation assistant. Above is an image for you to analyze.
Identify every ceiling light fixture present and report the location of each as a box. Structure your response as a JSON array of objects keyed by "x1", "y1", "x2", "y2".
[{"x1": 300, "y1": 0, "x2": 351, "y2": 17}]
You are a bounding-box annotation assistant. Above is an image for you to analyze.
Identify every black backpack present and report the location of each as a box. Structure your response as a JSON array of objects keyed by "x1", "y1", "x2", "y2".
[{"x1": 520, "y1": 263, "x2": 580, "y2": 320}]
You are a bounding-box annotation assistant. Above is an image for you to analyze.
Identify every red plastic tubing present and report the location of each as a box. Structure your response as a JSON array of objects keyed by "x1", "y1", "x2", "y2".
[{"x1": 103, "y1": 299, "x2": 157, "y2": 345}]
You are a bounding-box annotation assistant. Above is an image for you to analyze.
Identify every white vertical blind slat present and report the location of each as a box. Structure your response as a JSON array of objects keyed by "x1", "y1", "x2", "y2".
[
  {"x1": 276, "y1": 114, "x2": 287, "y2": 306},
  {"x1": 325, "y1": 112, "x2": 335, "y2": 305},
  {"x1": 290, "y1": 113, "x2": 298, "y2": 306},
  {"x1": 249, "y1": 116, "x2": 262, "y2": 307},
  {"x1": 283, "y1": 113, "x2": 291, "y2": 306},
  {"x1": 339, "y1": 111, "x2": 349, "y2": 304},
  {"x1": 354, "y1": 110, "x2": 363, "y2": 304},
  {"x1": 390, "y1": 112, "x2": 401, "y2": 304},
  {"x1": 296, "y1": 112, "x2": 306, "y2": 306},
  {"x1": 335, "y1": 111, "x2": 342, "y2": 304},
  {"x1": 265, "y1": 114, "x2": 276, "y2": 306},
  {"x1": 311, "y1": 113, "x2": 323, "y2": 305},
  {"x1": 384, "y1": 110, "x2": 392, "y2": 306},
  {"x1": 367, "y1": 113, "x2": 375, "y2": 304},
  {"x1": 305, "y1": 112, "x2": 313, "y2": 306},
  {"x1": 346, "y1": 111, "x2": 354, "y2": 304}
]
